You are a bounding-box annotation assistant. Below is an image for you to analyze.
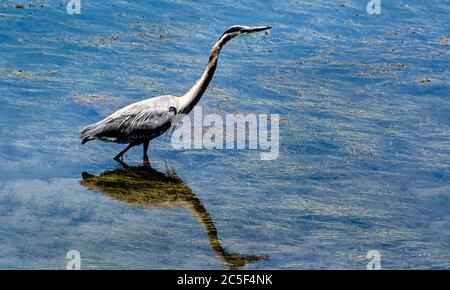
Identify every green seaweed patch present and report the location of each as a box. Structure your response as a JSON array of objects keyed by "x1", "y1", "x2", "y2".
[
  {"x1": 387, "y1": 63, "x2": 407, "y2": 68},
  {"x1": 3, "y1": 69, "x2": 58, "y2": 78},
  {"x1": 420, "y1": 78, "x2": 432, "y2": 84},
  {"x1": 135, "y1": 32, "x2": 148, "y2": 39},
  {"x1": 359, "y1": 39, "x2": 383, "y2": 45},
  {"x1": 80, "y1": 36, "x2": 121, "y2": 48},
  {"x1": 208, "y1": 87, "x2": 232, "y2": 102},
  {"x1": 339, "y1": 2, "x2": 353, "y2": 8},
  {"x1": 74, "y1": 94, "x2": 109, "y2": 105}
]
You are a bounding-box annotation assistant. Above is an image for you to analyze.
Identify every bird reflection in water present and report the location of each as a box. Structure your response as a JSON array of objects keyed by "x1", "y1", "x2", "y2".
[{"x1": 80, "y1": 163, "x2": 266, "y2": 269}]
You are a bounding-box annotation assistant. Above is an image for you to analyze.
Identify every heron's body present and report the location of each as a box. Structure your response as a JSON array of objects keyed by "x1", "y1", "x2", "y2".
[
  {"x1": 81, "y1": 95, "x2": 178, "y2": 144},
  {"x1": 80, "y1": 25, "x2": 271, "y2": 163}
]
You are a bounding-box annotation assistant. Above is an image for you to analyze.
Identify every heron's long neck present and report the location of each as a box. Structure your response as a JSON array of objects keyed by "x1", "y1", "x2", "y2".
[{"x1": 179, "y1": 34, "x2": 233, "y2": 114}]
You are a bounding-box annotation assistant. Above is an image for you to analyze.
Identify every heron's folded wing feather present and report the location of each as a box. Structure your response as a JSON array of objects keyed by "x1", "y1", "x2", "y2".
[
  {"x1": 100, "y1": 102, "x2": 176, "y2": 141},
  {"x1": 119, "y1": 107, "x2": 174, "y2": 134}
]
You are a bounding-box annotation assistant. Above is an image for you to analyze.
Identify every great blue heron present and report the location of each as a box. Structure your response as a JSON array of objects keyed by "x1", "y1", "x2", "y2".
[{"x1": 80, "y1": 25, "x2": 271, "y2": 163}]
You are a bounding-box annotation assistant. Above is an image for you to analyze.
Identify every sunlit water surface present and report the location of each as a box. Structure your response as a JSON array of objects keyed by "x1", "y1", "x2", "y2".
[{"x1": 0, "y1": 0, "x2": 449, "y2": 269}]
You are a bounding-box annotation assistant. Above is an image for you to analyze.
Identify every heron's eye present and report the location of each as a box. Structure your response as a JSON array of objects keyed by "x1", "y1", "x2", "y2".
[{"x1": 169, "y1": 106, "x2": 177, "y2": 114}]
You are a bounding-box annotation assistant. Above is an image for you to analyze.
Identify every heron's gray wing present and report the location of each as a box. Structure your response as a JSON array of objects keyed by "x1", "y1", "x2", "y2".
[
  {"x1": 116, "y1": 105, "x2": 176, "y2": 140},
  {"x1": 90, "y1": 100, "x2": 177, "y2": 143}
]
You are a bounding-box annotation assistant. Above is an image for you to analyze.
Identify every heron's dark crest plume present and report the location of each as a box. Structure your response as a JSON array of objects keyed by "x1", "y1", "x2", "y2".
[{"x1": 80, "y1": 25, "x2": 271, "y2": 164}]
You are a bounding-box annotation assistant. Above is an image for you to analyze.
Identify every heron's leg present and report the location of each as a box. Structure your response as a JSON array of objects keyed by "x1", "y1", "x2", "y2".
[
  {"x1": 113, "y1": 143, "x2": 135, "y2": 162},
  {"x1": 115, "y1": 158, "x2": 129, "y2": 168},
  {"x1": 143, "y1": 140, "x2": 150, "y2": 167}
]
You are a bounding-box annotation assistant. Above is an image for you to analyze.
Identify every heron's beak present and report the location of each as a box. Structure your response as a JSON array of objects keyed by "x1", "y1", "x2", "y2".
[{"x1": 243, "y1": 26, "x2": 271, "y2": 34}]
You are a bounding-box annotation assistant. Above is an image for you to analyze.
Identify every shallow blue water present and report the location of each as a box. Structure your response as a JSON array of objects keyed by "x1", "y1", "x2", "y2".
[{"x1": 0, "y1": 0, "x2": 449, "y2": 269}]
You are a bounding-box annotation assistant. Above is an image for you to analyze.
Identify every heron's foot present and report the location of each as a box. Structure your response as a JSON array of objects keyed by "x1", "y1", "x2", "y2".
[
  {"x1": 143, "y1": 155, "x2": 150, "y2": 167},
  {"x1": 114, "y1": 156, "x2": 129, "y2": 168}
]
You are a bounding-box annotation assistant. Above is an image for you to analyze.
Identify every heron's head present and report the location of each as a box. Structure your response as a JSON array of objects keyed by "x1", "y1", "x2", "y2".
[{"x1": 220, "y1": 25, "x2": 271, "y2": 40}]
